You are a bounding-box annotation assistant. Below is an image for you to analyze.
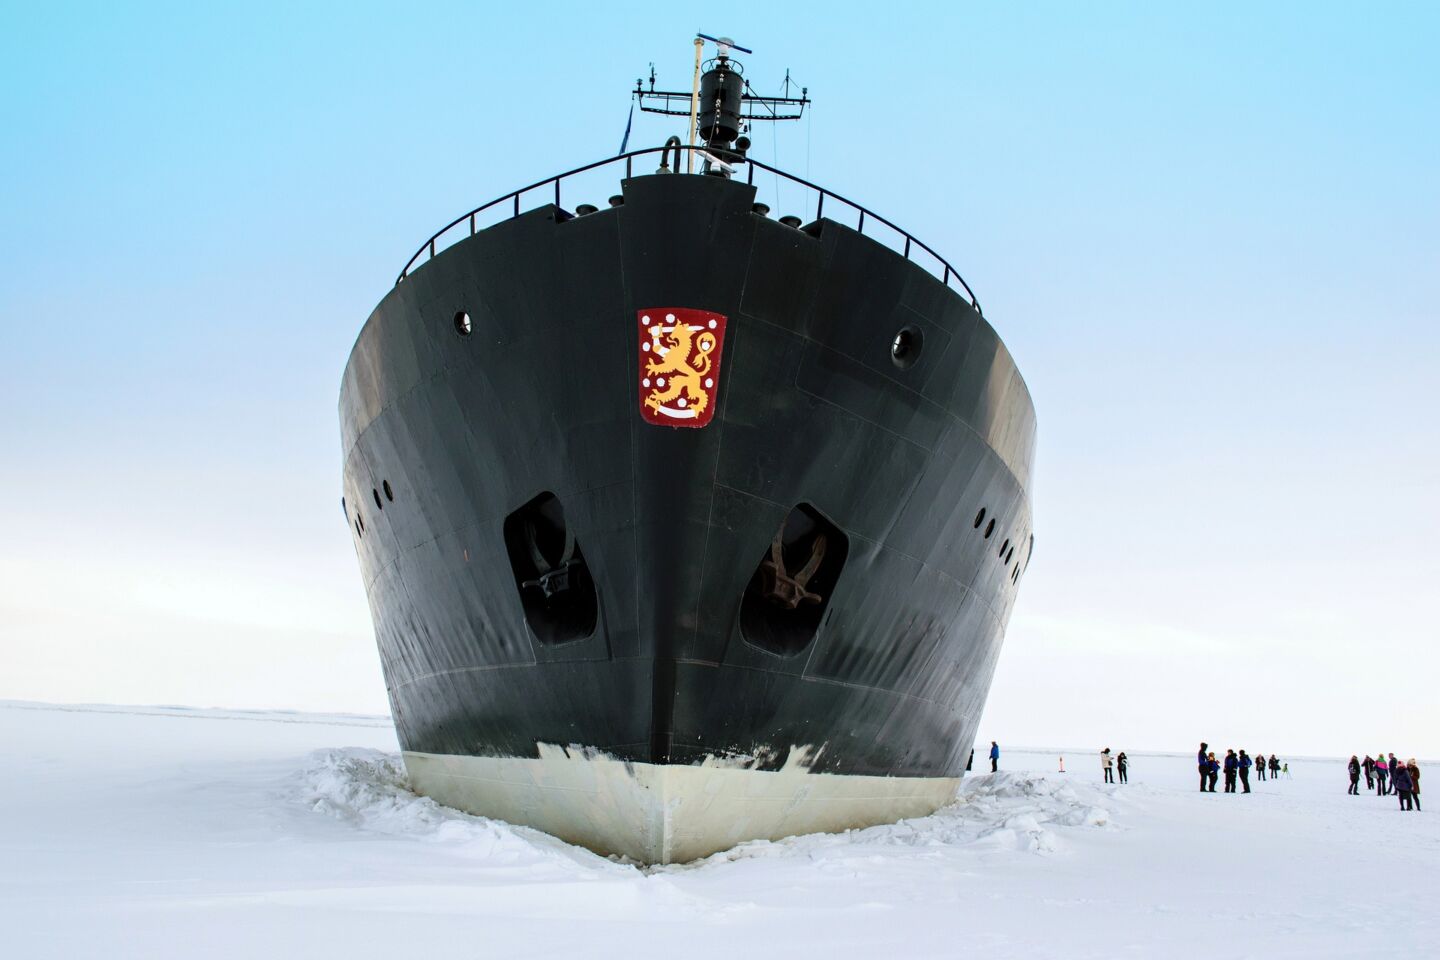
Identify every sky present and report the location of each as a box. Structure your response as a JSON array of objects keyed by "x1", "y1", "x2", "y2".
[{"x1": 2, "y1": 2, "x2": 1436, "y2": 758}]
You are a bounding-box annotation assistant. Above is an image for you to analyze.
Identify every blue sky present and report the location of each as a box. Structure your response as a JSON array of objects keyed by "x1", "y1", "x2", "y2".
[{"x1": 2, "y1": 2, "x2": 1437, "y2": 756}]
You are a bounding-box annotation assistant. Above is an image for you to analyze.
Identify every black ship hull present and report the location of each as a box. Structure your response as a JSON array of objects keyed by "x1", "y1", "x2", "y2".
[{"x1": 341, "y1": 171, "x2": 1035, "y2": 862}]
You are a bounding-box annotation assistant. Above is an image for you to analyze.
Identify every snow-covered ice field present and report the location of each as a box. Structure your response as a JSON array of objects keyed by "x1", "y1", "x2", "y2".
[{"x1": 1, "y1": 701, "x2": 1434, "y2": 958}]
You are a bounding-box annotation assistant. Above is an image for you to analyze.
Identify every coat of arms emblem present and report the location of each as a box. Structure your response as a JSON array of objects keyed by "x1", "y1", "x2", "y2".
[{"x1": 637, "y1": 308, "x2": 727, "y2": 428}]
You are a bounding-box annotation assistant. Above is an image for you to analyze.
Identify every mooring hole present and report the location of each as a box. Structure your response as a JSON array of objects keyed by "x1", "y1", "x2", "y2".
[
  {"x1": 740, "y1": 503, "x2": 849, "y2": 657},
  {"x1": 502, "y1": 491, "x2": 598, "y2": 645}
]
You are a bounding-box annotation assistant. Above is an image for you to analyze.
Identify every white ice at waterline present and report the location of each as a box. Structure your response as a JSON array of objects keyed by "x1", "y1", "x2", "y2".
[{"x1": 297, "y1": 746, "x2": 1115, "y2": 868}]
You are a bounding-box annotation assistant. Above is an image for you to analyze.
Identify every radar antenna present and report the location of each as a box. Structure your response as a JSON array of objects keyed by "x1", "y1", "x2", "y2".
[{"x1": 634, "y1": 33, "x2": 810, "y2": 178}]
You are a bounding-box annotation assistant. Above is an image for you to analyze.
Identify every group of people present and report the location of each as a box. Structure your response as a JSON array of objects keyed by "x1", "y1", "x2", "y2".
[
  {"x1": 1196, "y1": 743, "x2": 1284, "y2": 793},
  {"x1": 977, "y1": 742, "x2": 1421, "y2": 812},
  {"x1": 1100, "y1": 748, "x2": 1128, "y2": 783},
  {"x1": 1347, "y1": 753, "x2": 1422, "y2": 811}
]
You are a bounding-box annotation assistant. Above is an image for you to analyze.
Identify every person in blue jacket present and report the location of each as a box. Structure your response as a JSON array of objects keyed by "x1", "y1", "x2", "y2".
[
  {"x1": 1205, "y1": 752, "x2": 1220, "y2": 792},
  {"x1": 1198, "y1": 742, "x2": 1210, "y2": 792},
  {"x1": 1238, "y1": 750, "x2": 1253, "y2": 793},
  {"x1": 1223, "y1": 749, "x2": 1239, "y2": 793},
  {"x1": 989, "y1": 741, "x2": 1000, "y2": 773}
]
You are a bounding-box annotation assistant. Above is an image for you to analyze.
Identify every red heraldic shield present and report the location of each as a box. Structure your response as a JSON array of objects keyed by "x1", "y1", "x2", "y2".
[{"x1": 637, "y1": 308, "x2": 727, "y2": 428}]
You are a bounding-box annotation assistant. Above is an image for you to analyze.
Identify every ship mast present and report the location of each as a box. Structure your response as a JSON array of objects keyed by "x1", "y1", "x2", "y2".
[
  {"x1": 634, "y1": 33, "x2": 810, "y2": 179},
  {"x1": 687, "y1": 37, "x2": 703, "y2": 173}
]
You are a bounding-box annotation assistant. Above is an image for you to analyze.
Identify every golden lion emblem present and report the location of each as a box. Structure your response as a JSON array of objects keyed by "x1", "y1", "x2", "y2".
[{"x1": 645, "y1": 319, "x2": 717, "y2": 417}]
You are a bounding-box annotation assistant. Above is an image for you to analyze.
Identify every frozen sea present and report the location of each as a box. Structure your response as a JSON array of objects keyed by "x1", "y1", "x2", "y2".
[{"x1": 0, "y1": 700, "x2": 1434, "y2": 958}]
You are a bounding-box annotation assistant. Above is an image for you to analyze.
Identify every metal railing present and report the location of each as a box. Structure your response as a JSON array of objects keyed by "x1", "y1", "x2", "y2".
[{"x1": 395, "y1": 145, "x2": 982, "y2": 314}]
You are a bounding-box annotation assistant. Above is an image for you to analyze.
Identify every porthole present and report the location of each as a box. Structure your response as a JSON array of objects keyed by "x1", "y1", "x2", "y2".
[
  {"x1": 383, "y1": 480, "x2": 394, "y2": 501},
  {"x1": 984, "y1": 519, "x2": 995, "y2": 539},
  {"x1": 973, "y1": 507, "x2": 986, "y2": 529},
  {"x1": 999, "y1": 538, "x2": 1009, "y2": 559},
  {"x1": 1007, "y1": 547, "x2": 1015, "y2": 565},
  {"x1": 358, "y1": 514, "x2": 365, "y2": 534},
  {"x1": 373, "y1": 489, "x2": 383, "y2": 510},
  {"x1": 1012, "y1": 566, "x2": 1020, "y2": 583},
  {"x1": 454, "y1": 311, "x2": 472, "y2": 336},
  {"x1": 354, "y1": 519, "x2": 361, "y2": 538},
  {"x1": 890, "y1": 325, "x2": 923, "y2": 370}
]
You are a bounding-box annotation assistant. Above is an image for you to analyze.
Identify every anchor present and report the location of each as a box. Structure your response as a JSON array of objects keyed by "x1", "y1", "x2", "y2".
[
  {"x1": 759, "y1": 529, "x2": 827, "y2": 609},
  {"x1": 520, "y1": 518, "x2": 578, "y2": 598}
]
